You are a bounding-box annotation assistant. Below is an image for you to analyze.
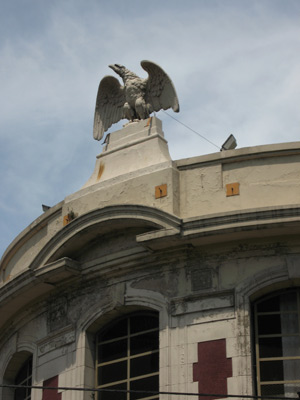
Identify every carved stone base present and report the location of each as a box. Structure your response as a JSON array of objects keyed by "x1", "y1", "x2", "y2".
[{"x1": 82, "y1": 116, "x2": 171, "y2": 187}]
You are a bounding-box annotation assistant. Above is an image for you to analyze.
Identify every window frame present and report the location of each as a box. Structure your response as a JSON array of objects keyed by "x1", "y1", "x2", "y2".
[
  {"x1": 95, "y1": 311, "x2": 159, "y2": 400},
  {"x1": 253, "y1": 289, "x2": 300, "y2": 398}
]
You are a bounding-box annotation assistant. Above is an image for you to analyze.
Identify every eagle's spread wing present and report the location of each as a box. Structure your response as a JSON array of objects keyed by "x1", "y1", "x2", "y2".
[
  {"x1": 93, "y1": 76, "x2": 125, "y2": 140},
  {"x1": 141, "y1": 60, "x2": 179, "y2": 114}
]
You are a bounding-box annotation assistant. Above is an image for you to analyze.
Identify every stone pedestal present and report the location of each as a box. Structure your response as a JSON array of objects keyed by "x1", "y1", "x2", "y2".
[
  {"x1": 83, "y1": 117, "x2": 171, "y2": 188},
  {"x1": 64, "y1": 116, "x2": 179, "y2": 217}
]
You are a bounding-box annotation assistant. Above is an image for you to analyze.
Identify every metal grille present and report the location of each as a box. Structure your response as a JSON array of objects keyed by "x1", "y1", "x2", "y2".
[
  {"x1": 96, "y1": 312, "x2": 159, "y2": 400},
  {"x1": 14, "y1": 356, "x2": 32, "y2": 400},
  {"x1": 254, "y1": 289, "x2": 300, "y2": 398}
]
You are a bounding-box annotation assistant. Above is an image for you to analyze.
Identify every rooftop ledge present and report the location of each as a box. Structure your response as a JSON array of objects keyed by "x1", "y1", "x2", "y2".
[
  {"x1": 175, "y1": 141, "x2": 300, "y2": 170},
  {"x1": 1, "y1": 139, "x2": 300, "y2": 275}
]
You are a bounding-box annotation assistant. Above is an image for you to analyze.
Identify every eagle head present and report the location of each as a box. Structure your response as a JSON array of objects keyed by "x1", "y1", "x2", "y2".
[{"x1": 109, "y1": 64, "x2": 126, "y2": 78}]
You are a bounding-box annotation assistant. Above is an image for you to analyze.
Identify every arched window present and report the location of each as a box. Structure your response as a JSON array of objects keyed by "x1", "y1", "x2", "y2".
[
  {"x1": 14, "y1": 355, "x2": 32, "y2": 400},
  {"x1": 254, "y1": 289, "x2": 300, "y2": 398},
  {"x1": 2, "y1": 352, "x2": 33, "y2": 400},
  {"x1": 95, "y1": 312, "x2": 159, "y2": 400}
]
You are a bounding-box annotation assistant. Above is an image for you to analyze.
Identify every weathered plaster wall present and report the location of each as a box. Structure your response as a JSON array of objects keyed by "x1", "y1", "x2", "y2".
[
  {"x1": 64, "y1": 163, "x2": 180, "y2": 219},
  {"x1": 178, "y1": 145, "x2": 300, "y2": 219},
  {"x1": 1, "y1": 234, "x2": 300, "y2": 399},
  {"x1": 1, "y1": 120, "x2": 300, "y2": 282}
]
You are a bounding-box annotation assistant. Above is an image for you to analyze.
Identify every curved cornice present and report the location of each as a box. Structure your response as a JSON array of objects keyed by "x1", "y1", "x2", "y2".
[
  {"x1": 29, "y1": 204, "x2": 182, "y2": 270},
  {"x1": 182, "y1": 204, "x2": 300, "y2": 235},
  {"x1": 137, "y1": 205, "x2": 300, "y2": 249}
]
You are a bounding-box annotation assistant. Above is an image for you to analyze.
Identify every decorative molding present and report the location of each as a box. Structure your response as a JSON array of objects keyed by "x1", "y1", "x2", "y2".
[
  {"x1": 182, "y1": 205, "x2": 300, "y2": 237},
  {"x1": 191, "y1": 269, "x2": 213, "y2": 291},
  {"x1": 171, "y1": 290, "x2": 234, "y2": 316},
  {"x1": 35, "y1": 257, "x2": 81, "y2": 284},
  {"x1": 37, "y1": 325, "x2": 75, "y2": 356},
  {"x1": 136, "y1": 205, "x2": 300, "y2": 250},
  {"x1": 47, "y1": 295, "x2": 68, "y2": 333},
  {"x1": 29, "y1": 205, "x2": 182, "y2": 270}
]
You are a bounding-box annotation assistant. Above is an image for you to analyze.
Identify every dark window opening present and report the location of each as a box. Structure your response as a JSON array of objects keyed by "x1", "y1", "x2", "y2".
[
  {"x1": 254, "y1": 289, "x2": 300, "y2": 398},
  {"x1": 14, "y1": 356, "x2": 32, "y2": 400},
  {"x1": 96, "y1": 312, "x2": 159, "y2": 400}
]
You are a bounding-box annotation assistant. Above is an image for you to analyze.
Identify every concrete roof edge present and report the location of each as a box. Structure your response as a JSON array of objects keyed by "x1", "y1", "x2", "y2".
[{"x1": 175, "y1": 141, "x2": 300, "y2": 170}]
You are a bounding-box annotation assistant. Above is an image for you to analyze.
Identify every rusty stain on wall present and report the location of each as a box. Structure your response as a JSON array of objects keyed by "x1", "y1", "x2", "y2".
[
  {"x1": 63, "y1": 211, "x2": 75, "y2": 226},
  {"x1": 97, "y1": 162, "x2": 105, "y2": 181}
]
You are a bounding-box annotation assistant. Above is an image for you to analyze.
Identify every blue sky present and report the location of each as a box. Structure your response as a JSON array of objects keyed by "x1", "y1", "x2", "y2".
[{"x1": 1, "y1": 0, "x2": 300, "y2": 257}]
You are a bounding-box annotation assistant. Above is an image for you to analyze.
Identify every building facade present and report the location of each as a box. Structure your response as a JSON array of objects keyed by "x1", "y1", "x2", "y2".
[{"x1": 1, "y1": 117, "x2": 300, "y2": 400}]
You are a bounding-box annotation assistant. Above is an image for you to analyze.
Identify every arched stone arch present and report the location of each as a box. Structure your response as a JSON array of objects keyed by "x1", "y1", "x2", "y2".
[
  {"x1": 0, "y1": 340, "x2": 36, "y2": 382},
  {"x1": 235, "y1": 262, "x2": 300, "y2": 344},
  {"x1": 30, "y1": 205, "x2": 181, "y2": 271},
  {"x1": 234, "y1": 264, "x2": 290, "y2": 352},
  {"x1": 79, "y1": 286, "x2": 167, "y2": 334},
  {"x1": 1, "y1": 350, "x2": 34, "y2": 400}
]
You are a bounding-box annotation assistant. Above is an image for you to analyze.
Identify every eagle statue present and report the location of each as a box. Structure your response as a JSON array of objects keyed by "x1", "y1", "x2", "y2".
[{"x1": 93, "y1": 60, "x2": 180, "y2": 140}]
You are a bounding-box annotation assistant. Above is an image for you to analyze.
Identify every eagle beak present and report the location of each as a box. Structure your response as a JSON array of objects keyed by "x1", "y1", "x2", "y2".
[{"x1": 109, "y1": 64, "x2": 118, "y2": 73}]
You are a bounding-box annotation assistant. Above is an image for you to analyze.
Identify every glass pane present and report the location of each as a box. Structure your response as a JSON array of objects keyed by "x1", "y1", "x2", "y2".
[
  {"x1": 98, "y1": 360, "x2": 127, "y2": 385},
  {"x1": 282, "y1": 335, "x2": 300, "y2": 357},
  {"x1": 131, "y1": 332, "x2": 159, "y2": 355},
  {"x1": 257, "y1": 292, "x2": 297, "y2": 313},
  {"x1": 260, "y1": 358, "x2": 300, "y2": 382},
  {"x1": 282, "y1": 382, "x2": 300, "y2": 398},
  {"x1": 260, "y1": 360, "x2": 284, "y2": 382},
  {"x1": 99, "y1": 383, "x2": 127, "y2": 400},
  {"x1": 15, "y1": 387, "x2": 27, "y2": 400},
  {"x1": 259, "y1": 336, "x2": 300, "y2": 358},
  {"x1": 257, "y1": 314, "x2": 282, "y2": 335},
  {"x1": 261, "y1": 382, "x2": 300, "y2": 398},
  {"x1": 282, "y1": 359, "x2": 300, "y2": 381},
  {"x1": 130, "y1": 375, "x2": 159, "y2": 400},
  {"x1": 257, "y1": 295, "x2": 280, "y2": 313},
  {"x1": 98, "y1": 339, "x2": 127, "y2": 363},
  {"x1": 130, "y1": 315, "x2": 158, "y2": 334},
  {"x1": 259, "y1": 337, "x2": 283, "y2": 358},
  {"x1": 130, "y1": 353, "x2": 159, "y2": 378},
  {"x1": 99, "y1": 319, "x2": 128, "y2": 342},
  {"x1": 261, "y1": 383, "x2": 284, "y2": 397},
  {"x1": 15, "y1": 357, "x2": 32, "y2": 400},
  {"x1": 16, "y1": 363, "x2": 29, "y2": 384}
]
